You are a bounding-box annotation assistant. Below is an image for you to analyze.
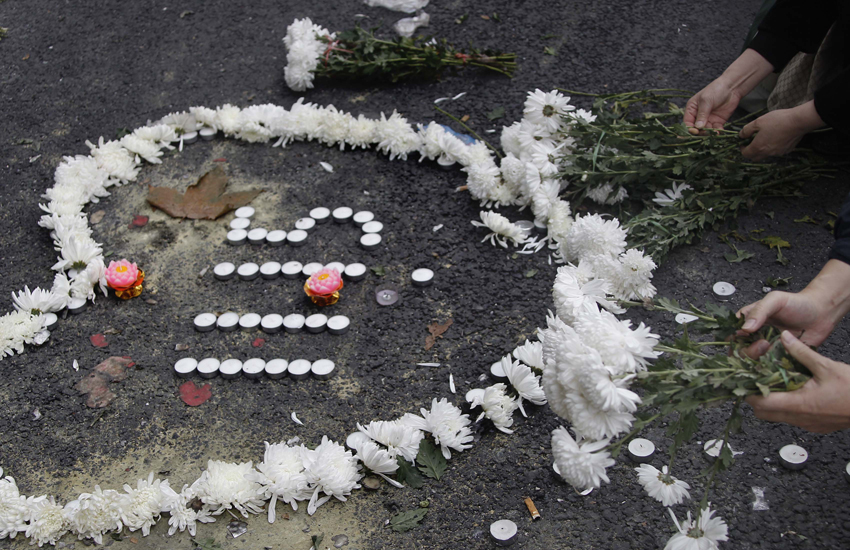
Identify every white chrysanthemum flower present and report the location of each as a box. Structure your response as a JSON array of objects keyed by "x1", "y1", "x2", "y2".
[
  {"x1": 158, "y1": 111, "x2": 199, "y2": 134},
  {"x1": 530, "y1": 180, "x2": 560, "y2": 223},
  {"x1": 530, "y1": 140, "x2": 560, "y2": 178},
  {"x1": 635, "y1": 464, "x2": 690, "y2": 506},
  {"x1": 523, "y1": 89, "x2": 575, "y2": 133},
  {"x1": 577, "y1": 367, "x2": 640, "y2": 413},
  {"x1": 315, "y1": 105, "x2": 354, "y2": 149},
  {"x1": 355, "y1": 441, "x2": 403, "y2": 488},
  {"x1": 287, "y1": 98, "x2": 323, "y2": 142},
  {"x1": 586, "y1": 183, "x2": 614, "y2": 205},
  {"x1": 546, "y1": 199, "x2": 573, "y2": 242},
  {"x1": 418, "y1": 398, "x2": 474, "y2": 460},
  {"x1": 498, "y1": 153, "x2": 526, "y2": 198},
  {"x1": 513, "y1": 339, "x2": 544, "y2": 371},
  {"x1": 561, "y1": 214, "x2": 627, "y2": 263},
  {"x1": 665, "y1": 504, "x2": 728, "y2": 550},
  {"x1": 610, "y1": 249, "x2": 657, "y2": 300},
  {"x1": 215, "y1": 104, "x2": 243, "y2": 135},
  {"x1": 500, "y1": 122, "x2": 523, "y2": 158},
  {"x1": 575, "y1": 309, "x2": 659, "y2": 375},
  {"x1": 567, "y1": 387, "x2": 635, "y2": 440},
  {"x1": 84, "y1": 257, "x2": 108, "y2": 297},
  {"x1": 606, "y1": 186, "x2": 628, "y2": 204},
  {"x1": 63, "y1": 486, "x2": 125, "y2": 545},
  {"x1": 132, "y1": 123, "x2": 178, "y2": 147},
  {"x1": 464, "y1": 163, "x2": 502, "y2": 204},
  {"x1": 357, "y1": 420, "x2": 423, "y2": 463},
  {"x1": 190, "y1": 106, "x2": 219, "y2": 129},
  {"x1": 50, "y1": 272, "x2": 71, "y2": 308},
  {"x1": 569, "y1": 108, "x2": 597, "y2": 124},
  {"x1": 51, "y1": 236, "x2": 102, "y2": 272},
  {"x1": 161, "y1": 484, "x2": 214, "y2": 537},
  {"x1": 376, "y1": 111, "x2": 422, "y2": 161},
  {"x1": 284, "y1": 45, "x2": 320, "y2": 92},
  {"x1": 51, "y1": 155, "x2": 113, "y2": 204},
  {"x1": 551, "y1": 427, "x2": 614, "y2": 491},
  {"x1": 48, "y1": 214, "x2": 94, "y2": 248},
  {"x1": 247, "y1": 441, "x2": 311, "y2": 521},
  {"x1": 0, "y1": 311, "x2": 46, "y2": 359},
  {"x1": 119, "y1": 473, "x2": 168, "y2": 536},
  {"x1": 190, "y1": 460, "x2": 265, "y2": 517},
  {"x1": 0, "y1": 468, "x2": 29, "y2": 539},
  {"x1": 86, "y1": 137, "x2": 140, "y2": 183},
  {"x1": 471, "y1": 383, "x2": 519, "y2": 434},
  {"x1": 237, "y1": 104, "x2": 286, "y2": 143},
  {"x1": 516, "y1": 119, "x2": 555, "y2": 158},
  {"x1": 25, "y1": 495, "x2": 68, "y2": 547},
  {"x1": 519, "y1": 162, "x2": 543, "y2": 205},
  {"x1": 301, "y1": 436, "x2": 362, "y2": 515},
  {"x1": 552, "y1": 264, "x2": 624, "y2": 325},
  {"x1": 11, "y1": 286, "x2": 65, "y2": 315},
  {"x1": 652, "y1": 182, "x2": 692, "y2": 207},
  {"x1": 499, "y1": 355, "x2": 547, "y2": 417},
  {"x1": 471, "y1": 211, "x2": 527, "y2": 248},
  {"x1": 461, "y1": 141, "x2": 496, "y2": 167},
  {"x1": 417, "y1": 123, "x2": 450, "y2": 161},
  {"x1": 345, "y1": 114, "x2": 378, "y2": 149}
]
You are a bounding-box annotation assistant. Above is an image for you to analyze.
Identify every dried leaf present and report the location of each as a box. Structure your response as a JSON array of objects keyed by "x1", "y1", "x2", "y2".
[
  {"x1": 146, "y1": 166, "x2": 262, "y2": 220},
  {"x1": 179, "y1": 381, "x2": 212, "y2": 406},
  {"x1": 425, "y1": 319, "x2": 453, "y2": 350},
  {"x1": 86, "y1": 385, "x2": 117, "y2": 408},
  {"x1": 94, "y1": 356, "x2": 133, "y2": 381}
]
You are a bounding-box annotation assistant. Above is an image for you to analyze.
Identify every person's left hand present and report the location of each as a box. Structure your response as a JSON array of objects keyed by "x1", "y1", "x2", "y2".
[
  {"x1": 739, "y1": 101, "x2": 825, "y2": 161},
  {"x1": 745, "y1": 331, "x2": 850, "y2": 433}
]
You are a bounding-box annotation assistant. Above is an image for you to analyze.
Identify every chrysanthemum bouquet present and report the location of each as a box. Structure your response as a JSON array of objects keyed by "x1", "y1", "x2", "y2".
[{"x1": 283, "y1": 18, "x2": 517, "y2": 92}]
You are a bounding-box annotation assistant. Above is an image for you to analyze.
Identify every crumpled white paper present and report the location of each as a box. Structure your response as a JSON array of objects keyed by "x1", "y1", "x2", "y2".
[
  {"x1": 363, "y1": 0, "x2": 428, "y2": 14},
  {"x1": 393, "y1": 11, "x2": 430, "y2": 37}
]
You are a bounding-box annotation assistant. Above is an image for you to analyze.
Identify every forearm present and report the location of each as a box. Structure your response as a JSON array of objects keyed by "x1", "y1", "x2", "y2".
[
  {"x1": 802, "y1": 260, "x2": 850, "y2": 326},
  {"x1": 716, "y1": 49, "x2": 775, "y2": 99}
]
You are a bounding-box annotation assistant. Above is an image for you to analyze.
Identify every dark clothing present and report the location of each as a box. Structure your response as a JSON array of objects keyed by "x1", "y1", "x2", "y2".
[
  {"x1": 829, "y1": 193, "x2": 850, "y2": 265},
  {"x1": 749, "y1": 0, "x2": 848, "y2": 134}
]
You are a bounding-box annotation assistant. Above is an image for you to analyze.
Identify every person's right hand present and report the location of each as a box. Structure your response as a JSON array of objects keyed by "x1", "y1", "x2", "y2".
[
  {"x1": 737, "y1": 291, "x2": 838, "y2": 358},
  {"x1": 684, "y1": 78, "x2": 741, "y2": 131}
]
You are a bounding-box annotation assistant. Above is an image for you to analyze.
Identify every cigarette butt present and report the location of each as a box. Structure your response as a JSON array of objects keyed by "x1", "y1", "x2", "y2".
[{"x1": 524, "y1": 497, "x2": 541, "y2": 520}]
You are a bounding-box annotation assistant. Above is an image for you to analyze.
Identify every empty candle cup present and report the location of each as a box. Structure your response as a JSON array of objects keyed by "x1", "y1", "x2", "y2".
[
  {"x1": 174, "y1": 358, "x2": 198, "y2": 378},
  {"x1": 216, "y1": 312, "x2": 240, "y2": 332},
  {"x1": 288, "y1": 359, "x2": 311, "y2": 380},
  {"x1": 213, "y1": 262, "x2": 236, "y2": 281},
  {"x1": 311, "y1": 359, "x2": 335, "y2": 380},
  {"x1": 265, "y1": 359, "x2": 289, "y2": 379},
  {"x1": 310, "y1": 207, "x2": 330, "y2": 224},
  {"x1": 219, "y1": 359, "x2": 243, "y2": 379},
  {"x1": 242, "y1": 358, "x2": 266, "y2": 380},
  {"x1": 194, "y1": 313, "x2": 218, "y2": 332},
  {"x1": 197, "y1": 358, "x2": 220, "y2": 379}
]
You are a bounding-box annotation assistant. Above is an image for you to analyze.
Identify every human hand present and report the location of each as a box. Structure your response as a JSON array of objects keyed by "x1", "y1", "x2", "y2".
[
  {"x1": 684, "y1": 78, "x2": 741, "y2": 131},
  {"x1": 745, "y1": 331, "x2": 850, "y2": 433},
  {"x1": 739, "y1": 101, "x2": 825, "y2": 161}
]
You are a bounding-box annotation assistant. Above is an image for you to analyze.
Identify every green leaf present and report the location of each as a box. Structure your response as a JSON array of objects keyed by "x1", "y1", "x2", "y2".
[
  {"x1": 116, "y1": 127, "x2": 131, "y2": 139},
  {"x1": 310, "y1": 534, "x2": 324, "y2": 550},
  {"x1": 758, "y1": 235, "x2": 790, "y2": 250},
  {"x1": 765, "y1": 211, "x2": 774, "y2": 219},
  {"x1": 390, "y1": 508, "x2": 428, "y2": 533},
  {"x1": 543, "y1": 46, "x2": 556, "y2": 56},
  {"x1": 371, "y1": 266, "x2": 386, "y2": 276},
  {"x1": 416, "y1": 439, "x2": 447, "y2": 480},
  {"x1": 724, "y1": 246, "x2": 754, "y2": 264},
  {"x1": 793, "y1": 215, "x2": 818, "y2": 224},
  {"x1": 766, "y1": 276, "x2": 791, "y2": 288},
  {"x1": 487, "y1": 106, "x2": 505, "y2": 121},
  {"x1": 191, "y1": 538, "x2": 222, "y2": 550},
  {"x1": 524, "y1": 268, "x2": 538, "y2": 278},
  {"x1": 396, "y1": 457, "x2": 424, "y2": 488}
]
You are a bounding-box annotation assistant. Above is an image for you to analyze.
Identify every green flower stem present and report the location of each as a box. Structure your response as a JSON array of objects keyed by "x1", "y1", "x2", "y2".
[{"x1": 699, "y1": 400, "x2": 742, "y2": 510}]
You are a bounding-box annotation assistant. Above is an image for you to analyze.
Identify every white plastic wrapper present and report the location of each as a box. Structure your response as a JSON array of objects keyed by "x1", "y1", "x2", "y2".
[
  {"x1": 393, "y1": 11, "x2": 430, "y2": 37},
  {"x1": 363, "y1": 0, "x2": 428, "y2": 13}
]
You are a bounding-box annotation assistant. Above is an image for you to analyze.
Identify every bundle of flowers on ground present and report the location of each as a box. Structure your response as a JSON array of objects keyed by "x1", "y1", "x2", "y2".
[
  {"x1": 510, "y1": 264, "x2": 811, "y2": 549},
  {"x1": 283, "y1": 17, "x2": 516, "y2": 92}
]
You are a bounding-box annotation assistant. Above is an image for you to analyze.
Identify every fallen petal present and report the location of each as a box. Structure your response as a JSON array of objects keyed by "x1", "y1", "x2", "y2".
[
  {"x1": 179, "y1": 381, "x2": 212, "y2": 406},
  {"x1": 319, "y1": 161, "x2": 334, "y2": 173},
  {"x1": 291, "y1": 411, "x2": 304, "y2": 425},
  {"x1": 89, "y1": 334, "x2": 108, "y2": 348}
]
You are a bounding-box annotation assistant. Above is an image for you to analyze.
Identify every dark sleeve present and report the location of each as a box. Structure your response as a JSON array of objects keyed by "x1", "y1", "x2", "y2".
[
  {"x1": 748, "y1": 0, "x2": 838, "y2": 71},
  {"x1": 813, "y1": 69, "x2": 850, "y2": 133},
  {"x1": 828, "y1": 193, "x2": 850, "y2": 265}
]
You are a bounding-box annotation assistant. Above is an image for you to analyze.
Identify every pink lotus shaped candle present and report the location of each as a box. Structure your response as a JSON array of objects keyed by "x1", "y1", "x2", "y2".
[
  {"x1": 105, "y1": 259, "x2": 145, "y2": 299},
  {"x1": 304, "y1": 268, "x2": 343, "y2": 306}
]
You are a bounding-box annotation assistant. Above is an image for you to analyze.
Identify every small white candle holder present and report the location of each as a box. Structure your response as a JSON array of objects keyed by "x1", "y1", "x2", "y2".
[
  {"x1": 193, "y1": 313, "x2": 217, "y2": 332},
  {"x1": 227, "y1": 229, "x2": 247, "y2": 245},
  {"x1": 197, "y1": 358, "x2": 220, "y2": 379},
  {"x1": 490, "y1": 519, "x2": 517, "y2": 546},
  {"x1": 778, "y1": 444, "x2": 808, "y2": 470},
  {"x1": 219, "y1": 359, "x2": 243, "y2": 379},
  {"x1": 302, "y1": 262, "x2": 323, "y2": 277},
  {"x1": 288, "y1": 359, "x2": 311, "y2": 380},
  {"x1": 310, "y1": 207, "x2": 330, "y2": 224},
  {"x1": 265, "y1": 359, "x2": 289, "y2": 379},
  {"x1": 332, "y1": 206, "x2": 353, "y2": 223},
  {"x1": 713, "y1": 281, "x2": 736, "y2": 297},
  {"x1": 627, "y1": 438, "x2": 656, "y2": 463}
]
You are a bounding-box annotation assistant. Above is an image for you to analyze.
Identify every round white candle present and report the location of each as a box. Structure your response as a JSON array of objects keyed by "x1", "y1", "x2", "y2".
[
  {"x1": 219, "y1": 359, "x2": 243, "y2": 379},
  {"x1": 230, "y1": 217, "x2": 251, "y2": 230},
  {"x1": 675, "y1": 313, "x2": 699, "y2": 325},
  {"x1": 353, "y1": 211, "x2": 374, "y2": 226},
  {"x1": 266, "y1": 229, "x2": 287, "y2": 246},
  {"x1": 713, "y1": 281, "x2": 736, "y2": 297},
  {"x1": 346, "y1": 431, "x2": 371, "y2": 451},
  {"x1": 281, "y1": 261, "x2": 303, "y2": 279},
  {"x1": 237, "y1": 262, "x2": 260, "y2": 280},
  {"x1": 199, "y1": 127, "x2": 216, "y2": 140},
  {"x1": 344, "y1": 263, "x2": 367, "y2": 281},
  {"x1": 239, "y1": 313, "x2": 261, "y2": 331},
  {"x1": 305, "y1": 314, "x2": 328, "y2": 333},
  {"x1": 311, "y1": 359, "x2": 335, "y2": 380},
  {"x1": 845, "y1": 461, "x2": 850, "y2": 483},
  {"x1": 247, "y1": 228, "x2": 268, "y2": 244},
  {"x1": 332, "y1": 206, "x2": 353, "y2": 223},
  {"x1": 465, "y1": 388, "x2": 485, "y2": 404},
  {"x1": 288, "y1": 359, "x2": 311, "y2": 380},
  {"x1": 227, "y1": 229, "x2": 247, "y2": 245},
  {"x1": 375, "y1": 287, "x2": 399, "y2": 306},
  {"x1": 490, "y1": 361, "x2": 507, "y2": 379},
  {"x1": 265, "y1": 358, "x2": 289, "y2": 379},
  {"x1": 436, "y1": 155, "x2": 456, "y2": 168},
  {"x1": 242, "y1": 358, "x2": 266, "y2": 379},
  {"x1": 324, "y1": 262, "x2": 346, "y2": 274},
  {"x1": 627, "y1": 438, "x2": 656, "y2": 463},
  {"x1": 261, "y1": 314, "x2": 284, "y2": 333},
  {"x1": 490, "y1": 519, "x2": 517, "y2": 546},
  {"x1": 260, "y1": 262, "x2": 282, "y2": 280},
  {"x1": 360, "y1": 233, "x2": 382, "y2": 250},
  {"x1": 327, "y1": 315, "x2": 350, "y2": 335},
  {"x1": 174, "y1": 357, "x2": 198, "y2": 378},
  {"x1": 193, "y1": 313, "x2": 218, "y2": 332},
  {"x1": 411, "y1": 268, "x2": 434, "y2": 287},
  {"x1": 287, "y1": 229, "x2": 308, "y2": 247},
  {"x1": 235, "y1": 206, "x2": 255, "y2": 219},
  {"x1": 216, "y1": 312, "x2": 240, "y2": 331},
  {"x1": 43, "y1": 312, "x2": 58, "y2": 330},
  {"x1": 295, "y1": 217, "x2": 316, "y2": 232},
  {"x1": 310, "y1": 207, "x2": 330, "y2": 224},
  {"x1": 778, "y1": 444, "x2": 808, "y2": 470},
  {"x1": 283, "y1": 313, "x2": 305, "y2": 333},
  {"x1": 361, "y1": 221, "x2": 383, "y2": 234},
  {"x1": 197, "y1": 358, "x2": 220, "y2": 379},
  {"x1": 213, "y1": 262, "x2": 236, "y2": 281},
  {"x1": 302, "y1": 262, "x2": 323, "y2": 277},
  {"x1": 181, "y1": 131, "x2": 198, "y2": 144}
]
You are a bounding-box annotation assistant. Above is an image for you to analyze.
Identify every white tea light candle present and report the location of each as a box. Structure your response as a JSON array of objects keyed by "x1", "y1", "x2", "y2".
[
  {"x1": 627, "y1": 438, "x2": 656, "y2": 463},
  {"x1": 490, "y1": 519, "x2": 517, "y2": 546},
  {"x1": 260, "y1": 262, "x2": 282, "y2": 280},
  {"x1": 327, "y1": 315, "x2": 350, "y2": 335},
  {"x1": 353, "y1": 211, "x2": 374, "y2": 226},
  {"x1": 242, "y1": 358, "x2": 266, "y2": 380},
  {"x1": 411, "y1": 268, "x2": 434, "y2": 287},
  {"x1": 237, "y1": 263, "x2": 260, "y2": 280},
  {"x1": 281, "y1": 261, "x2": 303, "y2": 279},
  {"x1": 283, "y1": 313, "x2": 306, "y2": 333},
  {"x1": 197, "y1": 358, "x2": 220, "y2": 379},
  {"x1": 174, "y1": 358, "x2": 198, "y2": 378},
  {"x1": 305, "y1": 314, "x2": 328, "y2": 333},
  {"x1": 199, "y1": 127, "x2": 216, "y2": 140},
  {"x1": 288, "y1": 359, "x2": 311, "y2": 380},
  {"x1": 247, "y1": 228, "x2": 268, "y2": 244},
  {"x1": 713, "y1": 281, "x2": 736, "y2": 297},
  {"x1": 219, "y1": 359, "x2": 243, "y2": 380},
  {"x1": 239, "y1": 313, "x2": 261, "y2": 331},
  {"x1": 265, "y1": 359, "x2": 288, "y2": 379},
  {"x1": 324, "y1": 262, "x2": 346, "y2": 274},
  {"x1": 302, "y1": 262, "x2": 323, "y2": 277},
  {"x1": 332, "y1": 206, "x2": 353, "y2": 223},
  {"x1": 266, "y1": 229, "x2": 287, "y2": 246},
  {"x1": 361, "y1": 221, "x2": 383, "y2": 234},
  {"x1": 287, "y1": 229, "x2": 308, "y2": 246},
  {"x1": 230, "y1": 217, "x2": 251, "y2": 230},
  {"x1": 344, "y1": 263, "x2": 367, "y2": 281},
  {"x1": 234, "y1": 206, "x2": 255, "y2": 219},
  {"x1": 360, "y1": 233, "x2": 382, "y2": 250},
  {"x1": 260, "y1": 314, "x2": 283, "y2": 334},
  {"x1": 311, "y1": 359, "x2": 335, "y2": 380},
  {"x1": 295, "y1": 217, "x2": 316, "y2": 232},
  {"x1": 778, "y1": 444, "x2": 808, "y2": 470},
  {"x1": 216, "y1": 312, "x2": 240, "y2": 332},
  {"x1": 193, "y1": 313, "x2": 218, "y2": 332},
  {"x1": 310, "y1": 206, "x2": 330, "y2": 223},
  {"x1": 213, "y1": 262, "x2": 236, "y2": 280},
  {"x1": 226, "y1": 229, "x2": 247, "y2": 245}
]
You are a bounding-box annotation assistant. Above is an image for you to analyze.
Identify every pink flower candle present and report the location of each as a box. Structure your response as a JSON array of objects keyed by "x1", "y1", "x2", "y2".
[
  {"x1": 304, "y1": 268, "x2": 343, "y2": 306},
  {"x1": 105, "y1": 259, "x2": 145, "y2": 299}
]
